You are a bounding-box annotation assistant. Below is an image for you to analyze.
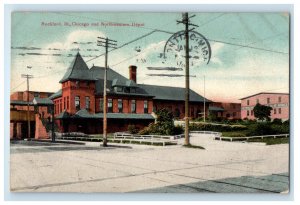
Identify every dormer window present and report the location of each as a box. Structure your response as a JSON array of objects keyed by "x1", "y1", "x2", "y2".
[
  {"x1": 130, "y1": 88, "x2": 136, "y2": 93},
  {"x1": 114, "y1": 86, "x2": 123, "y2": 92}
]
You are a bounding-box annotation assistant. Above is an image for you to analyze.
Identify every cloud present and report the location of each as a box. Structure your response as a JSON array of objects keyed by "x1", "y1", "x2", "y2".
[{"x1": 11, "y1": 30, "x2": 106, "y2": 93}]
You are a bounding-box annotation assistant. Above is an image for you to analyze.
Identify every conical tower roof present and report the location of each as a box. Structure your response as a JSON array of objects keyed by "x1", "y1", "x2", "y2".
[{"x1": 59, "y1": 52, "x2": 97, "y2": 83}]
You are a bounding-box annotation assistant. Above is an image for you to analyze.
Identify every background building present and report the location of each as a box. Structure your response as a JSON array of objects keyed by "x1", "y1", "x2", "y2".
[
  {"x1": 240, "y1": 92, "x2": 289, "y2": 121},
  {"x1": 10, "y1": 91, "x2": 54, "y2": 139},
  {"x1": 209, "y1": 102, "x2": 241, "y2": 120}
]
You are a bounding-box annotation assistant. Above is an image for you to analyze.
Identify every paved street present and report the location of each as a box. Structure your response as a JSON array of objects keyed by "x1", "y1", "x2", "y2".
[{"x1": 10, "y1": 133, "x2": 289, "y2": 193}]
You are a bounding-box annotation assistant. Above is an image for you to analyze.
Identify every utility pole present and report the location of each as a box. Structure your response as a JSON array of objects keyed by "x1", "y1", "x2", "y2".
[
  {"x1": 177, "y1": 12, "x2": 198, "y2": 146},
  {"x1": 204, "y1": 75, "x2": 206, "y2": 122},
  {"x1": 97, "y1": 37, "x2": 117, "y2": 147},
  {"x1": 21, "y1": 74, "x2": 34, "y2": 140}
]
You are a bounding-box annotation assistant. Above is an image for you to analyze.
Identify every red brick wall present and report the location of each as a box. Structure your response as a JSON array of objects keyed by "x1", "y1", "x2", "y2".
[
  {"x1": 153, "y1": 100, "x2": 208, "y2": 119},
  {"x1": 58, "y1": 80, "x2": 96, "y2": 115},
  {"x1": 34, "y1": 114, "x2": 49, "y2": 139}
]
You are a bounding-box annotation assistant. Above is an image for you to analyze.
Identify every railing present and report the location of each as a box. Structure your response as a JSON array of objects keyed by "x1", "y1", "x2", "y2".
[
  {"x1": 190, "y1": 130, "x2": 222, "y2": 136},
  {"x1": 113, "y1": 132, "x2": 181, "y2": 146},
  {"x1": 214, "y1": 134, "x2": 289, "y2": 142}
]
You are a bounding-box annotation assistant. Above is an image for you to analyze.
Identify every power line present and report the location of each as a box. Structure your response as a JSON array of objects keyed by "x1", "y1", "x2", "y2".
[
  {"x1": 207, "y1": 38, "x2": 288, "y2": 55},
  {"x1": 86, "y1": 30, "x2": 157, "y2": 63},
  {"x1": 198, "y1": 13, "x2": 226, "y2": 27},
  {"x1": 11, "y1": 80, "x2": 26, "y2": 92}
]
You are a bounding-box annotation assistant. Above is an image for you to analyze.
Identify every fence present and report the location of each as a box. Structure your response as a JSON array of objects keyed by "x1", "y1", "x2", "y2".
[
  {"x1": 214, "y1": 134, "x2": 289, "y2": 142},
  {"x1": 113, "y1": 132, "x2": 183, "y2": 146}
]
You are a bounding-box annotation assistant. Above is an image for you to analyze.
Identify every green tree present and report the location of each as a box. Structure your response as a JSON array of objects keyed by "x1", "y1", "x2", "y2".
[
  {"x1": 253, "y1": 103, "x2": 273, "y2": 121},
  {"x1": 155, "y1": 108, "x2": 175, "y2": 135},
  {"x1": 138, "y1": 108, "x2": 183, "y2": 135}
]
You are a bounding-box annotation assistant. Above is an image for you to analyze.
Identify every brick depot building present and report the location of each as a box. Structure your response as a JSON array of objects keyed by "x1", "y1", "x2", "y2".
[
  {"x1": 49, "y1": 52, "x2": 210, "y2": 134},
  {"x1": 240, "y1": 92, "x2": 289, "y2": 121},
  {"x1": 208, "y1": 102, "x2": 241, "y2": 120}
]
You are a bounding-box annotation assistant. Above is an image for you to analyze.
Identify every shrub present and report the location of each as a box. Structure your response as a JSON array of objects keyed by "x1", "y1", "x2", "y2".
[
  {"x1": 272, "y1": 118, "x2": 282, "y2": 125},
  {"x1": 189, "y1": 122, "x2": 247, "y2": 132},
  {"x1": 246, "y1": 122, "x2": 289, "y2": 136},
  {"x1": 247, "y1": 123, "x2": 274, "y2": 136},
  {"x1": 138, "y1": 109, "x2": 183, "y2": 136},
  {"x1": 128, "y1": 124, "x2": 138, "y2": 134}
]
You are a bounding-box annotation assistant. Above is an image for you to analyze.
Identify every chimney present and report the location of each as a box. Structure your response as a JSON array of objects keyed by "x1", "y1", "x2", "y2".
[{"x1": 129, "y1": 65, "x2": 137, "y2": 83}]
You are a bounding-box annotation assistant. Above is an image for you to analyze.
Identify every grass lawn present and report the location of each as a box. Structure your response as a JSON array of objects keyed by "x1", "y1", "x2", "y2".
[
  {"x1": 247, "y1": 137, "x2": 289, "y2": 145},
  {"x1": 221, "y1": 131, "x2": 248, "y2": 137}
]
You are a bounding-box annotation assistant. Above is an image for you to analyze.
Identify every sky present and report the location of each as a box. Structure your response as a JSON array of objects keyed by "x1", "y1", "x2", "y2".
[{"x1": 10, "y1": 12, "x2": 289, "y2": 102}]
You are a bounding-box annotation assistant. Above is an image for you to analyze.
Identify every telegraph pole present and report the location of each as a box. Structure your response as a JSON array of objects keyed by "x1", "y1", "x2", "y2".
[
  {"x1": 97, "y1": 37, "x2": 117, "y2": 147},
  {"x1": 177, "y1": 12, "x2": 198, "y2": 146},
  {"x1": 21, "y1": 74, "x2": 34, "y2": 140},
  {"x1": 204, "y1": 75, "x2": 206, "y2": 122}
]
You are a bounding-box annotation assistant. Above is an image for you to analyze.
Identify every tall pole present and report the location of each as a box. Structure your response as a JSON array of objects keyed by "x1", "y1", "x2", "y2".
[
  {"x1": 21, "y1": 74, "x2": 34, "y2": 140},
  {"x1": 184, "y1": 12, "x2": 190, "y2": 146},
  {"x1": 97, "y1": 37, "x2": 117, "y2": 147},
  {"x1": 176, "y1": 12, "x2": 199, "y2": 145},
  {"x1": 103, "y1": 38, "x2": 108, "y2": 146},
  {"x1": 204, "y1": 75, "x2": 206, "y2": 122}
]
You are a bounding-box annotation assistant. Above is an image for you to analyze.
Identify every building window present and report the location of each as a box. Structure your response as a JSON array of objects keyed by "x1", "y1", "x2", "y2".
[
  {"x1": 247, "y1": 100, "x2": 249, "y2": 105},
  {"x1": 131, "y1": 100, "x2": 136, "y2": 113},
  {"x1": 278, "y1": 96, "x2": 282, "y2": 103},
  {"x1": 124, "y1": 87, "x2": 130, "y2": 93},
  {"x1": 267, "y1": 98, "x2": 270, "y2": 104},
  {"x1": 174, "y1": 108, "x2": 180, "y2": 118},
  {"x1": 60, "y1": 99, "x2": 62, "y2": 113},
  {"x1": 233, "y1": 112, "x2": 236, "y2": 117},
  {"x1": 85, "y1": 96, "x2": 90, "y2": 110},
  {"x1": 108, "y1": 99, "x2": 113, "y2": 112},
  {"x1": 274, "y1": 108, "x2": 277, "y2": 114},
  {"x1": 76, "y1": 81, "x2": 80, "y2": 87},
  {"x1": 153, "y1": 105, "x2": 157, "y2": 112},
  {"x1": 256, "y1": 99, "x2": 259, "y2": 104},
  {"x1": 247, "y1": 110, "x2": 249, "y2": 116},
  {"x1": 67, "y1": 96, "x2": 69, "y2": 110},
  {"x1": 279, "y1": 108, "x2": 282, "y2": 114},
  {"x1": 144, "y1": 100, "x2": 148, "y2": 113},
  {"x1": 99, "y1": 98, "x2": 103, "y2": 112},
  {"x1": 114, "y1": 86, "x2": 123, "y2": 92},
  {"x1": 34, "y1": 92, "x2": 40, "y2": 97},
  {"x1": 251, "y1": 110, "x2": 254, "y2": 116},
  {"x1": 75, "y1": 96, "x2": 80, "y2": 111},
  {"x1": 64, "y1": 97, "x2": 66, "y2": 110},
  {"x1": 130, "y1": 88, "x2": 136, "y2": 93},
  {"x1": 118, "y1": 99, "x2": 123, "y2": 113}
]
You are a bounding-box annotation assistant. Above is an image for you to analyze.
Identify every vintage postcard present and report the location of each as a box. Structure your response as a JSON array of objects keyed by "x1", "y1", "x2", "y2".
[{"x1": 10, "y1": 11, "x2": 289, "y2": 193}]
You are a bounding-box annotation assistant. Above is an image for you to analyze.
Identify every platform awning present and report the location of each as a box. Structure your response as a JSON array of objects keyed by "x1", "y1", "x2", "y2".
[
  {"x1": 209, "y1": 106, "x2": 224, "y2": 111},
  {"x1": 56, "y1": 109, "x2": 155, "y2": 120}
]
